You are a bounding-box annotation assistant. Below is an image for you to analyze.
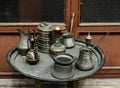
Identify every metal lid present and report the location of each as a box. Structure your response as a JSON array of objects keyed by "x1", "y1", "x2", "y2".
[
  {"x1": 62, "y1": 32, "x2": 72, "y2": 38},
  {"x1": 37, "y1": 22, "x2": 53, "y2": 32},
  {"x1": 85, "y1": 32, "x2": 92, "y2": 40}
]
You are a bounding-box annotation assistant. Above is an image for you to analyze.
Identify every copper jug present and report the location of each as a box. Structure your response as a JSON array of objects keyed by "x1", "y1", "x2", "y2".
[
  {"x1": 17, "y1": 29, "x2": 30, "y2": 55},
  {"x1": 75, "y1": 47, "x2": 94, "y2": 71},
  {"x1": 62, "y1": 32, "x2": 75, "y2": 48},
  {"x1": 50, "y1": 26, "x2": 66, "y2": 56},
  {"x1": 26, "y1": 48, "x2": 39, "y2": 65},
  {"x1": 75, "y1": 33, "x2": 94, "y2": 71}
]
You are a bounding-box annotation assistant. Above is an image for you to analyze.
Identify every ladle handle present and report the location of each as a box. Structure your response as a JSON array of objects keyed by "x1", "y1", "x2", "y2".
[
  {"x1": 93, "y1": 31, "x2": 110, "y2": 48},
  {"x1": 69, "y1": 12, "x2": 75, "y2": 34}
]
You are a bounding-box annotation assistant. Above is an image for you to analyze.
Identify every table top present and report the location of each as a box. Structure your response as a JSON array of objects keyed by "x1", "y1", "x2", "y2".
[{"x1": 6, "y1": 39, "x2": 105, "y2": 82}]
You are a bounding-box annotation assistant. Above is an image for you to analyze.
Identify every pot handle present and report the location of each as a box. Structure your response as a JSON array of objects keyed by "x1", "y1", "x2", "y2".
[{"x1": 72, "y1": 56, "x2": 77, "y2": 63}]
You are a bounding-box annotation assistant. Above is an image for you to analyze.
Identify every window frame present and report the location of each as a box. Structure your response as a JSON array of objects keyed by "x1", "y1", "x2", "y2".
[
  {"x1": 70, "y1": 0, "x2": 120, "y2": 37},
  {"x1": 0, "y1": 0, "x2": 71, "y2": 32}
]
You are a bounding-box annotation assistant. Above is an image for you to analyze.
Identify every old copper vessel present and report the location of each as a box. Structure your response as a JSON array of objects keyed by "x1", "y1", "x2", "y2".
[
  {"x1": 17, "y1": 29, "x2": 30, "y2": 56},
  {"x1": 76, "y1": 47, "x2": 94, "y2": 71},
  {"x1": 26, "y1": 48, "x2": 39, "y2": 65},
  {"x1": 37, "y1": 22, "x2": 53, "y2": 53},
  {"x1": 26, "y1": 30, "x2": 39, "y2": 65},
  {"x1": 50, "y1": 26, "x2": 66, "y2": 56},
  {"x1": 62, "y1": 32, "x2": 75, "y2": 48},
  {"x1": 62, "y1": 12, "x2": 75, "y2": 48},
  {"x1": 75, "y1": 33, "x2": 94, "y2": 71},
  {"x1": 51, "y1": 54, "x2": 76, "y2": 79}
]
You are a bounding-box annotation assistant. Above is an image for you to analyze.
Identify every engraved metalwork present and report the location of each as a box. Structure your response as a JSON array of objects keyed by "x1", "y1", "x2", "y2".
[
  {"x1": 17, "y1": 29, "x2": 30, "y2": 56},
  {"x1": 51, "y1": 54, "x2": 76, "y2": 79},
  {"x1": 37, "y1": 22, "x2": 53, "y2": 53},
  {"x1": 6, "y1": 39, "x2": 105, "y2": 82}
]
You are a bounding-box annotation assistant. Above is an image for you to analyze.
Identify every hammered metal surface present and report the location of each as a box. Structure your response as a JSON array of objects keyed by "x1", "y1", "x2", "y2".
[{"x1": 6, "y1": 39, "x2": 105, "y2": 82}]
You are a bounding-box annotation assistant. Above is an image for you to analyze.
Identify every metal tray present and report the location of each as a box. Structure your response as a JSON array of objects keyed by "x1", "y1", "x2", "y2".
[{"x1": 6, "y1": 39, "x2": 105, "y2": 82}]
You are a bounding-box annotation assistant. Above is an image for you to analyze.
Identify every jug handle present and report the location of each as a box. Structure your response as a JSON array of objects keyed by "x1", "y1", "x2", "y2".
[
  {"x1": 72, "y1": 56, "x2": 77, "y2": 63},
  {"x1": 60, "y1": 36, "x2": 64, "y2": 44},
  {"x1": 27, "y1": 39, "x2": 31, "y2": 49},
  {"x1": 17, "y1": 29, "x2": 23, "y2": 35}
]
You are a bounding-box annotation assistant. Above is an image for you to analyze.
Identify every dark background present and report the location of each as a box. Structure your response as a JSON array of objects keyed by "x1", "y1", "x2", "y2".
[
  {"x1": 81, "y1": 0, "x2": 120, "y2": 22},
  {"x1": 0, "y1": 0, "x2": 64, "y2": 22}
]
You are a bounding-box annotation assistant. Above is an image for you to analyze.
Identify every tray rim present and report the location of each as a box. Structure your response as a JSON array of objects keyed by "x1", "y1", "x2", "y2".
[{"x1": 6, "y1": 39, "x2": 105, "y2": 82}]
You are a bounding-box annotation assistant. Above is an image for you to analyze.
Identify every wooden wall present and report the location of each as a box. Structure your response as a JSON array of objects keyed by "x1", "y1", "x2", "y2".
[
  {"x1": 0, "y1": 25, "x2": 37, "y2": 78},
  {"x1": 0, "y1": 0, "x2": 120, "y2": 79}
]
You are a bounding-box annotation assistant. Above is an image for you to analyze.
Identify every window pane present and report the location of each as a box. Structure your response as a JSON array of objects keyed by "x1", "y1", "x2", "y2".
[
  {"x1": 80, "y1": 0, "x2": 120, "y2": 23},
  {"x1": 0, "y1": 0, "x2": 18, "y2": 22},
  {"x1": 0, "y1": 0, "x2": 65, "y2": 22},
  {"x1": 40, "y1": 0, "x2": 65, "y2": 22}
]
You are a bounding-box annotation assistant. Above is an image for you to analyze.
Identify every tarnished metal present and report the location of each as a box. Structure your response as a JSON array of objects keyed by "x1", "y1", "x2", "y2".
[
  {"x1": 17, "y1": 29, "x2": 30, "y2": 56},
  {"x1": 62, "y1": 12, "x2": 75, "y2": 49},
  {"x1": 6, "y1": 39, "x2": 105, "y2": 82},
  {"x1": 50, "y1": 27, "x2": 66, "y2": 56},
  {"x1": 37, "y1": 22, "x2": 53, "y2": 53},
  {"x1": 76, "y1": 33, "x2": 94, "y2": 70},
  {"x1": 75, "y1": 47, "x2": 94, "y2": 71},
  {"x1": 50, "y1": 38, "x2": 66, "y2": 56},
  {"x1": 26, "y1": 48, "x2": 39, "y2": 65},
  {"x1": 51, "y1": 54, "x2": 76, "y2": 79},
  {"x1": 62, "y1": 32, "x2": 75, "y2": 48}
]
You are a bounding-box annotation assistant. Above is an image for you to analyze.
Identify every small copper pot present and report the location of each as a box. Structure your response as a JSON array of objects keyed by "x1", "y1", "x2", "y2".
[{"x1": 51, "y1": 54, "x2": 76, "y2": 79}]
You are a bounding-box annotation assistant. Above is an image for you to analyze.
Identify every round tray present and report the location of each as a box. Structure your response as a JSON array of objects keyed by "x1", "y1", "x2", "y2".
[{"x1": 6, "y1": 39, "x2": 105, "y2": 82}]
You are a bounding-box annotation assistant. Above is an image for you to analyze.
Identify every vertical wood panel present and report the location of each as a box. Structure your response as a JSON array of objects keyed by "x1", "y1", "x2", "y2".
[
  {"x1": 65, "y1": 0, "x2": 71, "y2": 31},
  {"x1": 0, "y1": 34, "x2": 18, "y2": 72}
]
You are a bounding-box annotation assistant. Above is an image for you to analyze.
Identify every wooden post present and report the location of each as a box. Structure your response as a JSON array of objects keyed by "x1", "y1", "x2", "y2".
[
  {"x1": 35, "y1": 80, "x2": 41, "y2": 88},
  {"x1": 67, "y1": 81, "x2": 79, "y2": 88}
]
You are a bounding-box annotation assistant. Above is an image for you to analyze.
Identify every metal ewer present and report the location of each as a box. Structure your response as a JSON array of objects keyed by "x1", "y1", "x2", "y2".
[
  {"x1": 75, "y1": 47, "x2": 94, "y2": 71},
  {"x1": 17, "y1": 29, "x2": 30, "y2": 56},
  {"x1": 75, "y1": 33, "x2": 94, "y2": 71},
  {"x1": 50, "y1": 26, "x2": 66, "y2": 56}
]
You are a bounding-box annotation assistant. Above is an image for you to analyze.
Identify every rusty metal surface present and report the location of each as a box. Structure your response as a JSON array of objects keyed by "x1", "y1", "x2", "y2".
[{"x1": 6, "y1": 39, "x2": 105, "y2": 82}]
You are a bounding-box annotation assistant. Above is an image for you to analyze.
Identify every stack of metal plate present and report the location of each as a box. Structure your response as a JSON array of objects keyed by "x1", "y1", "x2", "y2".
[{"x1": 37, "y1": 22, "x2": 53, "y2": 53}]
